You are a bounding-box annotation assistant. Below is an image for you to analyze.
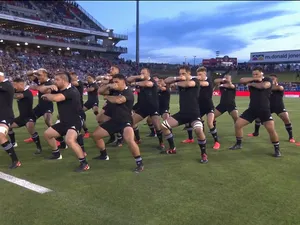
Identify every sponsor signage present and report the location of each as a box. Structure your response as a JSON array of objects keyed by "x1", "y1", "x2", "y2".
[
  {"x1": 202, "y1": 56, "x2": 237, "y2": 66},
  {"x1": 250, "y1": 50, "x2": 300, "y2": 63}
]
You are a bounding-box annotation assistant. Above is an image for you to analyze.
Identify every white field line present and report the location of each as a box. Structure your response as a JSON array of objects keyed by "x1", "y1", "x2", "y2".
[{"x1": 0, "y1": 172, "x2": 52, "y2": 194}]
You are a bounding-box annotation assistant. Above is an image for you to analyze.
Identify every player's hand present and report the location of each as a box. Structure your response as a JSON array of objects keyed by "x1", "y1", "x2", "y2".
[
  {"x1": 178, "y1": 75, "x2": 186, "y2": 81},
  {"x1": 139, "y1": 74, "x2": 145, "y2": 80},
  {"x1": 254, "y1": 77, "x2": 262, "y2": 82},
  {"x1": 48, "y1": 85, "x2": 58, "y2": 91},
  {"x1": 104, "y1": 75, "x2": 111, "y2": 80},
  {"x1": 41, "y1": 94, "x2": 50, "y2": 101}
]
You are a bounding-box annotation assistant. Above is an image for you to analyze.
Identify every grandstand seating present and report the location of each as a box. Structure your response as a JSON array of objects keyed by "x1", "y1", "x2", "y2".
[
  {"x1": 0, "y1": 46, "x2": 136, "y2": 81},
  {"x1": 0, "y1": 0, "x2": 103, "y2": 31}
]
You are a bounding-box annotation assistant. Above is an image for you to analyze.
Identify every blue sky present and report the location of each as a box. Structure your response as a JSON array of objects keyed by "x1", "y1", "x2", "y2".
[{"x1": 78, "y1": 1, "x2": 300, "y2": 64}]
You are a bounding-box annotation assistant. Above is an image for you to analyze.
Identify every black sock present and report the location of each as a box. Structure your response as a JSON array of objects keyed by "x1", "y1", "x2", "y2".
[
  {"x1": 134, "y1": 155, "x2": 143, "y2": 167},
  {"x1": 134, "y1": 127, "x2": 140, "y2": 141},
  {"x1": 117, "y1": 133, "x2": 123, "y2": 142},
  {"x1": 156, "y1": 130, "x2": 163, "y2": 144},
  {"x1": 2, "y1": 141, "x2": 18, "y2": 161},
  {"x1": 83, "y1": 124, "x2": 88, "y2": 133},
  {"x1": 56, "y1": 136, "x2": 66, "y2": 147},
  {"x1": 272, "y1": 141, "x2": 280, "y2": 152},
  {"x1": 32, "y1": 132, "x2": 42, "y2": 150},
  {"x1": 236, "y1": 137, "x2": 242, "y2": 145},
  {"x1": 186, "y1": 123, "x2": 193, "y2": 139},
  {"x1": 8, "y1": 129, "x2": 15, "y2": 145},
  {"x1": 108, "y1": 134, "x2": 116, "y2": 141},
  {"x1": 52, "y1": 149, "x2": 60, "y2": 157},
  {"x1": 79, "y1": 157, "x2": 87, "y2": 165},
  {"x1": 198, "y1": 139, "x2": 207, "y2": 155},
  {"x1": 210, "y1": 128, "x2": 219, "y2": 142},
  {"x1": 285, "y1": 123, "x2": 293, "y2": 139},
  {"x1": 165, "y1": 133, "x2": 175, "y2": 149},
  {"x1": 100, "y1": 149, "x2": 107, "y2": 156},
  {"x1": 213, "y1": 120, "x2": 216, "y2": 129},
  {"x1": 77, "y1": 134, "x2": 86, "y2": 153},
  {"x1": 148, "y1": 124, "x2": 155, "y2": 135},
  {"x1": 254, "y1": 120, "x2": 261, "y2": 134}
]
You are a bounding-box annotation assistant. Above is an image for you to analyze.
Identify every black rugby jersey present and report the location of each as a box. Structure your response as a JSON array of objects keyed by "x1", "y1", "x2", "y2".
[
  {"x1": 219, "y1": 86, "x2": 236, "y2": 105},
  {"x1": 16, "y1": 88, "x2": 34, "y2": 118},
  {"x1": 0, "y1": 79, "x2": 14, "y2": 120},
  {"x1": 248, "y1": 77, "x2": 272, "y2": 109},
  {"x1": 178, "y1": 78, "x2": 200, "y2": 114}
]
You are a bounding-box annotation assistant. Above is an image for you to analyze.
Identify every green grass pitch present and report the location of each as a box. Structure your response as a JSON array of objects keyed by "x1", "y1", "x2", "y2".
[{"x1": 1, "y1": 95, "x2": 300, "y2": 225}]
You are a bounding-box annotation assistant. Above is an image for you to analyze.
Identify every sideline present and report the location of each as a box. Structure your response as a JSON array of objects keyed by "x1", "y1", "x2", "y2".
[{"x1": 0, "y1": 172, "x2": 53, "y2": 194}]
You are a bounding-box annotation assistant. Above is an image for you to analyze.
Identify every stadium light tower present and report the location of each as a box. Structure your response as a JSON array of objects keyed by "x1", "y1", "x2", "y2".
[{"x1": 136, "y1": 0, "x2": 140, "y2": 71}]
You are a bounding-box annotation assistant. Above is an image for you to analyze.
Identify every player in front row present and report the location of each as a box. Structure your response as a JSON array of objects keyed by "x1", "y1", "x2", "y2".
[
  {"x1": 96, "y1": 65, "x2": 123, "y2": 146},
  {"x1": 229, "y1": 67, "x2": 281, "y2": 157},
  {"x1": 213, "y1": 74, "x2": 238, "y2": 124},
  {"x1": 182, "y1": 67, "x2": 220, "y2": 150},
  {"x1": 162, "y1": 65, "x2": 208, "y2": 163},
  {"x1": 8, "y1": 78, "x2": 43, "y2": 155},
  {"x1": 42, "y1": 72, "x2": 89, "y2": 172},
  {"x1": 93, "y1": 74, "x2": 144, "y2": 173},
  {"x1": 248, "y1": 74, "x2": 295, "y2": 143},
  {"x1": 0, "y1": 69, "x2": 21, "y2": 168}
]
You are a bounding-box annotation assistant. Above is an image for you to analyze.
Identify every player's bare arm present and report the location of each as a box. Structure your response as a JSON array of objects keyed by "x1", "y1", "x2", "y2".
[
  {"x1": 248, "y1": 81, "x2": 271, "y2": 89},
  {"x1": 41, "y1": 93, "x2": 66, "y2": 102},
  {"x1": 272, "y1": 85, "x2": 284, "y2": 91},
  {"x1": 104, "y1": 95, "x2": 126, "y2": 104},
  {"x1": 14, "y1": 93, "x2": 24, "y2": 99},
  {"x1": 175, "y1": 80, "x2": 196, "y2": 88},
  {"x1": 240, "y1": 77, "x2": 262, "y2": 84}
]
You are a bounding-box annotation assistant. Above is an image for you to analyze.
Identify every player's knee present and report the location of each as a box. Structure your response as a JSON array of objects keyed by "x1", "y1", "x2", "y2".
[
  {"x1": 161, "y1": 120, "x2": 171, "y2": 131},
  {"x1": 192, "y1": 121, "x2": 203, "y2": 131},
  {"x1": 0, "y1": 126, "x2": 8, "y2": 140}
]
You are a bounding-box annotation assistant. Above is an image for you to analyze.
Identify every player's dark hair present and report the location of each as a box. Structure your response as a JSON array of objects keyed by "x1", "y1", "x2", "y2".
[
  {"x1": 252, "y1": 66, "x2": 263, "y2": 72},
  {"x1": 111, "y1": 65, "x2": 120, "y2": 71},
  {"x1": 113, "y1": 73, "x2": 126, "y2": 81},
  {"x1": 142, "y1": 67, "x2": 151, "y2": 74},
  {"x1": 88, "y1": 74, "x2": 96, "y2": 79},
  {"x1": 179, "y1": 65, "x2": 191, "y2": 73},
  {"x1": 13, "y1": 78, "x2": 25, "y2": 83},
  {"x1": 269, "y1": 74, "x2": 277, "y2": 78},
  {"x1": 55, "y1": 71, "x2": 71, "y2": 83},
  {"x1": 196, "y1": 66, "x2": 207, "y2": 73}
]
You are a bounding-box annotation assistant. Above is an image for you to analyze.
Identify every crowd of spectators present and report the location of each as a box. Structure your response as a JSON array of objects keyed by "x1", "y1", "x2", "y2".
[
  {"x1": 0, "y1": 0, "x2": 101, "y2": 31},
  {"x1": 0, "y1": 47, "x2": 136, "y2": 82}
]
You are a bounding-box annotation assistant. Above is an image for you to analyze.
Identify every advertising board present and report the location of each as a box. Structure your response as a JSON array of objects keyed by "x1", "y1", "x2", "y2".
[{"x1": 250, "y1": 50, "x2": 300, "y2": 63}]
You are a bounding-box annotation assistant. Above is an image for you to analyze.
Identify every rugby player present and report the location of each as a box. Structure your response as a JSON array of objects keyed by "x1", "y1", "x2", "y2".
[
  {"x1": 248, "y1": 74, "x2": 295, "y2": 143},
  {"x1": 229, "y1": 67, "x2": 281, "y2": 157},
  {"x1": 162, "y1": 65, "x2": 208, "y2": 163},
  {"x1": 9, "y1": 78, "x2": 42, "y2": 154},
  {"x1": 127, "y1": 68, "x2": 164, "y2": 149},
  {"x1": 93, "y1": 74, "x2": 144, "y2": 173},
  {"x1": 214, "y1": 74, "x2": 238, "y2": 123},
  {"x1": 42, "y1": 72, "x2": 89, "y2": 172},
  {"x1": 24, "y1": 68, "x2": 54, "y2": 143},
  {"x1": 0, "y1": 69, "x2": 21, "y2": 168},
  {"x1": 82, "y1": 74, "x2": 99, "y2": 138}
]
